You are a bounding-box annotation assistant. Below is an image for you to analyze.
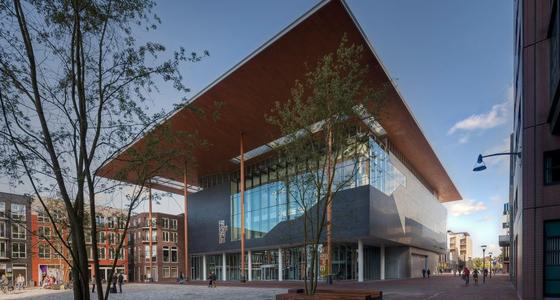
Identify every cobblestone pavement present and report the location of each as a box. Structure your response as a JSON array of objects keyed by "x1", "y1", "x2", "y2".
[
  {"x1": 0, "y1": 284, "x2": 287, "y2": 300},
  {"x1": 0, "y1": 274, "x2": 516, "y2": 300}
]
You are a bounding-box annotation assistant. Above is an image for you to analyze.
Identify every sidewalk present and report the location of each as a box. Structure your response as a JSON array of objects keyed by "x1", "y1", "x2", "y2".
[{"x1": 177, "y1": 273, "x2": 517, "y2": 300}]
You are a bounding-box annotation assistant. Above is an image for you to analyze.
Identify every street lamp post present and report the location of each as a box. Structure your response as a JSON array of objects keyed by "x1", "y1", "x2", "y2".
[
  {"x1": 489, "y1": 252, "x2": 493, "y2": 278},
  {"x1": 472, "y1": 152, "x2": 521, "y2": 172},
  {"x1": 481, "y1": 245, "x2": 487, "y2": 283}
]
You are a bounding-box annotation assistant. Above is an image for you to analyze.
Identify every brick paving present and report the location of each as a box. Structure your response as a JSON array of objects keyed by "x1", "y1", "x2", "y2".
[
  {"x1": 3, "y1": 274, "x2": 516, "y2": 300},
  {"x1": 184, "y1": 273, "x2": 517, "y2": 300}
]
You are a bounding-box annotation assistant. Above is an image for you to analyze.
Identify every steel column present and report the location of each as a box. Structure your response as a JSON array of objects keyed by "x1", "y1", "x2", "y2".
[{"x1": 240, "y1": 133, "x2": 246, "y2": 282}]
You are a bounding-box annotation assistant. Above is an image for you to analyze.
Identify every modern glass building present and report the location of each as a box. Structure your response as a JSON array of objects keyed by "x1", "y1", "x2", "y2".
[{"x1": 100, "y1": 0, "x2": 461, "y2": 282}]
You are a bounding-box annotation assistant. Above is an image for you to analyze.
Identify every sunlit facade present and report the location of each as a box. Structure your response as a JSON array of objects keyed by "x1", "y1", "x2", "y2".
[{"x1": 100, "y1": 0, "x2": 461, "y2": 283}]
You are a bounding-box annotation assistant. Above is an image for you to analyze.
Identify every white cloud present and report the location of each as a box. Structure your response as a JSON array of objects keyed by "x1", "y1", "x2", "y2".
[
  {"x1": 444, "y1": 199, "x2": 487, "y2": 217},
  {"x1": 448, "y1": 85, "x2": 513, "y2": 135}
]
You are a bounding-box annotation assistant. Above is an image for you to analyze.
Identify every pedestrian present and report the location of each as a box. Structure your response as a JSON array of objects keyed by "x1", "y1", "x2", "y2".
[
  {"x1": 111, "y1": 275, "x2": 117, "y2": 293},
  {"x1": 207, "y1": 272, "x2": 213, "y2": 288},
  {"x1": 91, "y1": 275, "x2": 96, "y2": 293},
  {"x1": 463, "y1": 267, "x2": 470, "y2": 285},
  {"x1": 15, "y1": 274, "x2": 24, "y2": 290},
  {"x1": 427, "y1": 269, "x2": 431, "y2": 278},
  {"x1": 483, "y1": 268, "x2": 488, "y2": 283},
  {"x1": 118, "y1": 272, "x2": 124, "y2": 293},
  {"x1": 473, "y1": 269, "x2": 479, "y2": 285},
  {"x1": 422, "y1": 268, "x2": 426, "y2": 278},
  {"x1": 212, "y1": 273, "x2": 217, "y2": 288}
]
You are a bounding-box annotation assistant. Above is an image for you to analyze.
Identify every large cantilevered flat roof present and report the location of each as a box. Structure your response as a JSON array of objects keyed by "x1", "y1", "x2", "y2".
[{"x1": 98, "y1": 0, "x2": 462, "y2": 202}]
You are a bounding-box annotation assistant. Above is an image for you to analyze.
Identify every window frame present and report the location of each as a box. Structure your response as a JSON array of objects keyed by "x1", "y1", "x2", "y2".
[{"x1": 544, "y1": 149, "x2": 560, "y2": 185}]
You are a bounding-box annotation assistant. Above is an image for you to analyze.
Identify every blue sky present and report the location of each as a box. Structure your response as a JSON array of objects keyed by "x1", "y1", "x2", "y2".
[
  {"x1": 135, "y1": 0, "x2": 514, "y2": 257},
  {"x1": 2, "y1": 1, "x2": 513, "y2": 258}
]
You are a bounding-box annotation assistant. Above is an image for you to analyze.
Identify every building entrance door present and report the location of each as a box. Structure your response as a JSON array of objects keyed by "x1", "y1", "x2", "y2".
[{"x1": 261, "y1": 265, "x2": 278, "y2": 280}]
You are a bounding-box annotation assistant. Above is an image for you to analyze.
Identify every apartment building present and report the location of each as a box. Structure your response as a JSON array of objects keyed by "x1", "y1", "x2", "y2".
[
  {"x1": 30, "y1": 199, "x2": 128, "y2": 285},
  {"x1": 0, "y1": 192, "x2": 32, "y2": 285},
  {"x1": 128, "y1": 212, "x2": 184, "y2": 282},
  {"x1": 447, "y1": 231, "x2": 472, "y2": 266}
]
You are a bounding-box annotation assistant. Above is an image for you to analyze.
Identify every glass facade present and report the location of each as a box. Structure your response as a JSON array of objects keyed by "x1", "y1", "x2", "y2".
[
  {"x1": 191, "y1": 255, "x2": 204, "y2": 280},
  {"x1": 281, "y1": 247, "x2": 306, "y2": 280},
  {"x1": 231, "y1": 137, "x2": 406, "y2": 241},
  {"x1": 251, "y1": 250, "x2": 278, "y2": 280},
  {"x1": 205, "y1": 254, "x2": 223, "y2": 281},
  {"x1": 369, "y1": 139, "x2": 406, "y2": 195}
]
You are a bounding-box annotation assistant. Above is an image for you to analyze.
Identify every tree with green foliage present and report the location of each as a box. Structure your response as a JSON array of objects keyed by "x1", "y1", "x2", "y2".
[
  {"x1": 0, "y1": 1, "x2": 211, "y2": 299},
  {"x1": 267, "y1": 36, "x2": 385, "y2": 295}
]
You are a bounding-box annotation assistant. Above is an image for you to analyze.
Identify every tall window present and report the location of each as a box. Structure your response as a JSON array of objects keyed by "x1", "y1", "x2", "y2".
[
  {"x1": 11, "y1": 204, "x2": 26, "y2": 221},
  {"x1": 98, "y1": 248, "x2": 106, "y2": 260},
  {"x1": 11, "y1": 224, "x2": 25, "y2": 239},
  {"x1": 144, "y1": 245, "x2": 156, "y2": 262},
  {"x1": 12, "y1": 243, "x2": 26, "y2": 258},
  {"x1": 38, "y1": 226, "x2": 51, "y2": 240},
  {"x1": 0, "y1": 242, "x2": 5, "y2": 258},
  {"x1": 162, "y1": 231, "x2": 169, "y2": 242},
  {"x1": 163, "y1": 246, "x2": 170, "y2": 262},
  {"x1": 545, "y1": 150, "x2": 560, "y2": 185},
  {"x1": 170, "y1": 219, "x2": 177, "y2": 230},
  {"x1": 545, "y1": 220, "x2": 560, "y2": 297},
  {"x1": 0, "y1": 202, "x2": 5, "y2": 218},
  {"x1": 162, "y1": 218, "x2": 169, "y2": 229},
  {"x1": 171, "y1": 246, "x2": 178, "y2": 263},
  {"x1": 171, "y1": 232, "x2": 177, "y2": 243},
  {"x1": 98, "y1": 232, "x2": 106, "y2": 244},
  {"x1": 0, "y1": 221, "x2": 5, "y2": 238},
  {"x1": 38, "y1": 210, "x2": 49, "y2": 223},
  {"x1": 108, "y1": 232, "x2": 115, "y2": 244},
  {"x1": 39, "y1": 244, "x2": 51, "y2": 259}
]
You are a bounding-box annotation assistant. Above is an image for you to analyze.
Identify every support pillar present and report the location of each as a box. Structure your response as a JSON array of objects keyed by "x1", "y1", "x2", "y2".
[
  {"x1": 358, "y1": 240, "x2": 364, "y2": 282},
  {"x1": 222, "y1": 253, "x2": 227, "y2": 281},
  {"x1": 240, "y1": 133, "x2": 246, "y2": 282},
  {"x1": 203, "y1": 255, "x2": 207, "y2": 281},
  {"x1": 248, "y1": 250, "x2": 252, "y2": 281},
  {"x1": 380, "y1": 245, "x2": 385, "y2": 280},
  {"x1": 278, "y1": 248, "x2": 283, "y2": 281},
  {"x1": 183, "y1": 162, "x2": 189, "y2": 280},
  {"x1": 148, "y1": 186, "x2": 153, "y2": 282}
]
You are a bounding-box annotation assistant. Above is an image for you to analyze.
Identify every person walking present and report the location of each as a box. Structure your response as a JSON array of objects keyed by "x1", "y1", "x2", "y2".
[
  {"x1": 211, "y1": 273, "x2": 217, "y2": 288},
  {"x1": 111, "y1": 275, "x2": 117, "y2": 293},
  {"x1": 118, "y1": 272, "x2": 124, "y2": 293},
  {"x1": 91, "y1": 275, "x2": 96, "y2": 293},
  {"x1": 463, "y1": 267, "x2": 470, "y2": 285},
  {"x1": 15, "y1": 274, "x2": 24, "y2": 290},
  {"x1": 473, "y1": 269, "x2": 479, "y2": 285},
  {"x1": 422, "y1": 269, "x2": 426, "y2": 278},
  {"x1": 427, "y1": 269, "x2": 431, "y2": 278},
  {"x1": 207, "y1": 272, "x2": 213, "y2": 288},
  {"x1": 483, "y1": 268, "x2": 488, "y2": 283}
]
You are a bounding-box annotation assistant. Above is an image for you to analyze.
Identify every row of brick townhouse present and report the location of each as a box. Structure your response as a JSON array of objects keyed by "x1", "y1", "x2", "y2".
[
  {"x1": 30, "y1": 198, "x2": 130, "y2": 285},
  {"x1": 1, "y1": 191, "x2": 187, "y2": 286}
]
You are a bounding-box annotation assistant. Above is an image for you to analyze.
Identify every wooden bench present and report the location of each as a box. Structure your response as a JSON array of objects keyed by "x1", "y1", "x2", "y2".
[{"x1": 276, "y1": 288, "x2": 382, "y2": 300}]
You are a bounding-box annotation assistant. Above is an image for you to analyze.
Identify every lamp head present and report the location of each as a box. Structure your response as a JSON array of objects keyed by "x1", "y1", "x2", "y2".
[
  {"x1": 473, "y1": 154, "x2": 487, "y2": 172},
  {"x1": 481, "y1": 244, "x2": 487, "y2": 251}
]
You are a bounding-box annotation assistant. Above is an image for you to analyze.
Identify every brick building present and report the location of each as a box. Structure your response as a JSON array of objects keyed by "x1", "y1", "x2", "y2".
[
  {"x1": 512, "y1": 0, "x2": 560, "y2": 298},
  {"x1": 0, "y1": 192, "x2": 32, "y2": 285},
  {"x1": 30, "y1": 199, "x2": 129, "y2": 285},
  {"x1": 128, "y1": 212, "x2": 184, "y2": 282}
]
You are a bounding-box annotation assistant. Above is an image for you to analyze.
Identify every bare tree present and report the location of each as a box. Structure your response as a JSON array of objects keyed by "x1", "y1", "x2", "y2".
[
  {"x1": 267, "y1": 36, "x2": 385, "y2": 295},
  {"x1": 0, "y1": 0, "x2": 210, "y2": 299}
]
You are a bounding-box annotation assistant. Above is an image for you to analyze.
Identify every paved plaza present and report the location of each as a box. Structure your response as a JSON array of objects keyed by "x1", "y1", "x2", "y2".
[{"x1": 0, "y1": 274, "x2": 516, "y2": 300}]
